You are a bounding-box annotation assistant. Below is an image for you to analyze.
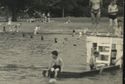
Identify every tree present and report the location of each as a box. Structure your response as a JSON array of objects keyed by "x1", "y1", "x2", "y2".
[
  {"x1": 55, "y1": 0, "x2": 78, "y2": 17},
  {"x1": 0, "y1": 0, "x2": 123, "y2": 19},
  {"x1": 0, "y1": 0, "x2": 32, "y2": 21}
]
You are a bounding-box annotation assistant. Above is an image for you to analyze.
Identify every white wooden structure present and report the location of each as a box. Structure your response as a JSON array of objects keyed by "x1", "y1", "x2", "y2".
[{"x1": 86, "y1": 36, "x2": 123, "y2": 66}]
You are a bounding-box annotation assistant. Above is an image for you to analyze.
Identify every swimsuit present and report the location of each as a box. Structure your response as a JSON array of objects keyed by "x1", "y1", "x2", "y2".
[
  {"x1": 91, "y1": 8, "x2": 100, "y2": 16},
  {"x1": 52, "y1": 65, "x2": 61, "y2": 72},
  {"x1": 108, "y1": 5, "x2": 118, "y2": 20}
]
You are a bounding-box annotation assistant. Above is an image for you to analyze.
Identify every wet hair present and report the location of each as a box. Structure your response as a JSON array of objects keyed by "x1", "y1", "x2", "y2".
[{"x1": 51, "y1": 50, "x2": 58, "y2": 56}]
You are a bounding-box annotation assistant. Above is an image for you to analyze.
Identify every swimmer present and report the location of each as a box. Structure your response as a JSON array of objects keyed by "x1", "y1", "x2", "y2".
[
  {"x1": 79, "y1": 32, "x2": 83, "y2": 38},
  {"x1": 34, "y1": 25, "x2": 40, "y2": 35}
]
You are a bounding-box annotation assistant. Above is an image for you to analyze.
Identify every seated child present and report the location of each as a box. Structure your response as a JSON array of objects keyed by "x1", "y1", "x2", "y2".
[
  {"x1": 89, "y1": 51, "x2": 99, "y2": 70},
  {"x1": 43, "y1": 50, "x2": 63, "y2": 78}
]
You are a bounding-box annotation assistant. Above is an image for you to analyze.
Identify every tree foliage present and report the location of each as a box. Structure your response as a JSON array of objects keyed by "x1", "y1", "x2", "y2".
[{"x1": 0, "y1": 0, "x2": 124, "y2": 21}]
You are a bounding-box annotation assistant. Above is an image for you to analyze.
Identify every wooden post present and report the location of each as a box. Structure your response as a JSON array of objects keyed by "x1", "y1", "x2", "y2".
[{"x1": 62, "y1": 8, "x2": 65, "y2": 18}]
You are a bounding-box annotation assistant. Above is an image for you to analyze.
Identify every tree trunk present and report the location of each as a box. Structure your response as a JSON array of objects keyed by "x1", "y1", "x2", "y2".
[
  {"x1": 11, "y1": 8, "x2": 17, "y2": 21},
  {"x1": 62, "y1": 8, "x2": 64, "y2": 17}
]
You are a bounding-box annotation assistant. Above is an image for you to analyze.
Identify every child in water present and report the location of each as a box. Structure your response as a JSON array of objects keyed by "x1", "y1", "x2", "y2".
[
  {"x1": 34, "y1": 25, "x2": 40, "y2": 35},
  {"x1": 89, "y1": 51, "x2": 99, "y2": 70}
]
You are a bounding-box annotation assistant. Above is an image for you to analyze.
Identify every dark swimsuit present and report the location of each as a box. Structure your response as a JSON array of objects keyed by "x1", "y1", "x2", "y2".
[
  {"x1": 91, "y1": 8, "x2": 100, "y2": 16},
  {"x1": 48, "y1": 65, "x2": 61, "y2": 78},
  {"x1": 53, "y1": 65, "x2": 61, "y2": 72},
  {"x1": 109, "y1": 14, "x2": 117, "y2": 20}
]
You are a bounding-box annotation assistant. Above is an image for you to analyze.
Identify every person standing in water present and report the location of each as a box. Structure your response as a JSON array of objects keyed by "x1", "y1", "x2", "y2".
[{"x1": 34, "y1": 25, "x2": 40, "y2": 35}]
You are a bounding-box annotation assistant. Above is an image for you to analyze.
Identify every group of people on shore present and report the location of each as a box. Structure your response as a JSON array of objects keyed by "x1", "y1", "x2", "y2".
[
  {"x1": 33, "y1": 0, "x2": 123, "y2": 37},
  {"x1": 90, "y1": 0, "x2": 118, "y2": 26},
  {"x1": 0, "y1": 17, "x2": 22, "y2": 33},
  {"x1": 1, "y1": 0, "x2": 123, "y2": 37},
  {"x1": 90, "y1": 0, "x2": 123, "y2": 36},
  {"x1": 28, "y1": 12, "x2": 51, "y2": 23},
  {"x1": 42, "y1": 12, "x2": 51, "y2": 23}
]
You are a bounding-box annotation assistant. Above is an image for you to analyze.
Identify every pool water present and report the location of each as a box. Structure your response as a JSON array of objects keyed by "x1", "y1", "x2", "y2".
[
  {"x1": 0, "y1": 33, "x2": 123, "y2": 84},
  {"x1": 0, "y1": 69, "x2": 122, "y2": 84}
]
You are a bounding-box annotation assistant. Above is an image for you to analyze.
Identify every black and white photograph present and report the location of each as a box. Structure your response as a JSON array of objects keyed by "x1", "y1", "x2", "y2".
[{"x1": 0, "y1": 0, "x2": 124, "y2": 84}]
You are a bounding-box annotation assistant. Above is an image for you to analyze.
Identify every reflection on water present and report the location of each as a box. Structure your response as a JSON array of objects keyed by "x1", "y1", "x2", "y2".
[
  {"x1": 57, "y1": 70, "x2": 122, "y2": 84},
  {"x1": 0, "y1": 68, "x2": 122, "y2": 84}
]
